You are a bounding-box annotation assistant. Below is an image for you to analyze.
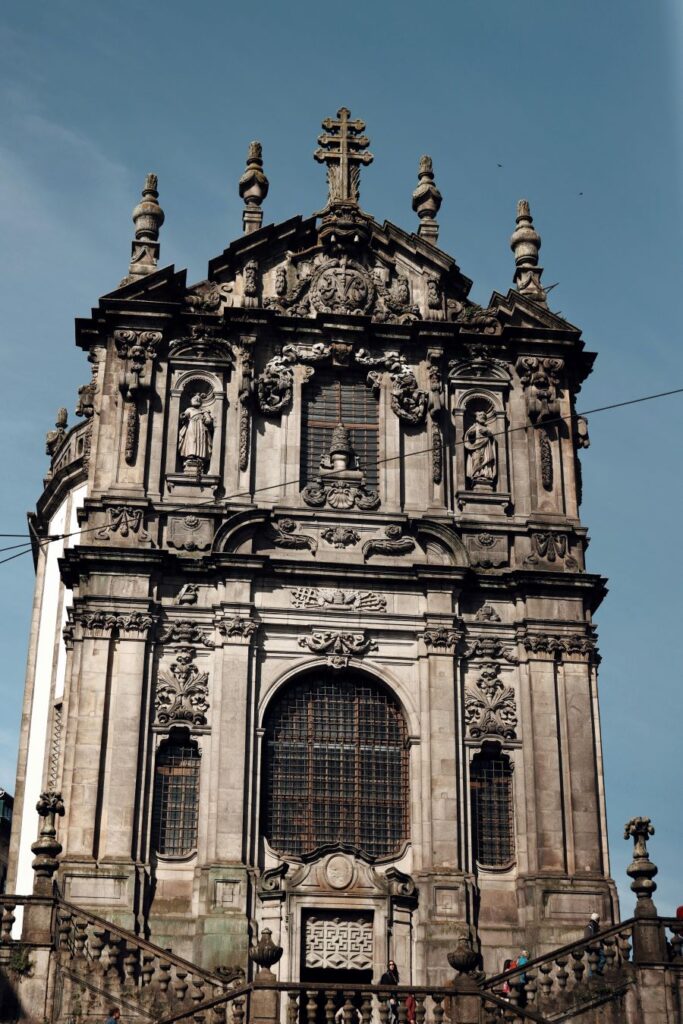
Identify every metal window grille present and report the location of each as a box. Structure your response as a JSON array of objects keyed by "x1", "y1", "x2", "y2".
[
  {"x1": 263, "y1": 676, "x2": 408, "y2": 858},
  {"x1": 301, "y1": 372, "x2": 379, "y2": 489},
  {"x1": 151, "y1": 736, "x2": 201, "y2": 856},
  {"x1": 470, "y1": 750, "x2": 515, "y2": 868}
]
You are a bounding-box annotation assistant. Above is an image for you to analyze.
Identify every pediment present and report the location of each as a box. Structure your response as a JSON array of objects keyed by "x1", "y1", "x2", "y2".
[{"x1": 490, "y1": 289, "x2": 581, "y2": 333}]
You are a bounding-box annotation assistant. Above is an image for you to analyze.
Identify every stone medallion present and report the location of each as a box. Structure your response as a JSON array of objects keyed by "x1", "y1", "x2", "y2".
[
  {"x1": 309, "y1": 257, "x2": 375, "y2": 315},
  {"x1": 325, "y1": 854, "x2": 354, "y2": 889}
]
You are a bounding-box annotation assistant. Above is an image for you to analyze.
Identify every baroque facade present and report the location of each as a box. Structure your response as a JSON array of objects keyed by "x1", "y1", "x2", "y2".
[{"x1": 8, "y1": 109, "x2": 615, "y2": 981}]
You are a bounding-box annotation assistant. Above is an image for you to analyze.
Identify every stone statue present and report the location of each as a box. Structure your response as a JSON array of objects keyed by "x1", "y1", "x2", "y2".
[
  {"x1": 464, "y1": 411, "x2": 497, "y2": 489},
  {"x1": 178, "y1": 394, "x2": 213, "y2": 473}
]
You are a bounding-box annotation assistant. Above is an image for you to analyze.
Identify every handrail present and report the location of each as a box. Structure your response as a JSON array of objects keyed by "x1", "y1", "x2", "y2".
[
  {"x1": 483, "y1": 916, "x2": 636, "y2": 987},
  {"x1": 55, "y1": 896, "x2": 227, "y2": 985}
]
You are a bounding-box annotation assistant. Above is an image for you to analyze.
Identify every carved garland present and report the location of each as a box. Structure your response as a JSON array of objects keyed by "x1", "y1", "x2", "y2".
[
  {"x1": 114, "y1": 329, "x2": 162, "y2": 465},
  {"x1": 464, "y1": 663, "x2": 517, "y2": 740},
  {"x1": 298, "y1": 630, "x2": 377, "y2": 668},
  {"x1": 154, "y1": 647, "x2": 209, "y2": 728}
]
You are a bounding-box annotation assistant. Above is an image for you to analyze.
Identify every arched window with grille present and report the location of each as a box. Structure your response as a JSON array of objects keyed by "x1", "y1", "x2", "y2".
[
  {"x1": 262, "y1": 673, "x2": 409, "y2": 859},
  {"x1": 469, "y1": 744, "x2": 515, "y2": 868},
  {"x1": 151, "y1": 730, "x2": 201, "y2": 856},
  {"x1": 300, "y1": 371, "x2": 379, "y2": 489}
]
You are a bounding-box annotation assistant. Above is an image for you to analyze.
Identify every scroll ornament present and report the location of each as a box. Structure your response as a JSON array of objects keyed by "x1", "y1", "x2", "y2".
[{"x1": 298, "y1": 630, "x2": 377, "y2": 668}]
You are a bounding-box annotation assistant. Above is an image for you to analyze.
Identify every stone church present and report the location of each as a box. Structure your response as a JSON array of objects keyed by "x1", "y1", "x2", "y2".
[{"x1": 7, "y1": 108, "x2": 616, "y2": 983}]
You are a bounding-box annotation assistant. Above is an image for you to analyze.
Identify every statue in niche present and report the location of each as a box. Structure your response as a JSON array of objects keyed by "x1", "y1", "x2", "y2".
[
  {"x1": 178, "y1": 392, "x2": 214, "y2": 476},
  {"x1": 464, "y1": 410, "x2": 497, "y2": 489}
]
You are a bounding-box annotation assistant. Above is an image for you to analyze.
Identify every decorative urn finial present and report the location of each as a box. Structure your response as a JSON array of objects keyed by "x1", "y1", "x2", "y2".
[
  {"x1": 31, "y1": 791, "x2": 65, "y2": 895},
  {"x1": 248, "y1": 927, "x2": 283, "y2": 975},
  {"x1": 121, "y1": 173, "x2": 165, "y2": 286},
  {"x1": 510, "y1": 198, "x2": 546, "y2": 306},
  {"x1": 239, "y1": 141, "x2": 269, "y2": 235},
  {"x1": 624, "y1": 816, "x2": 658, "y2": 917},
  {"x1": 412, "y1": 155, "x2": 442, "y2": 243}
]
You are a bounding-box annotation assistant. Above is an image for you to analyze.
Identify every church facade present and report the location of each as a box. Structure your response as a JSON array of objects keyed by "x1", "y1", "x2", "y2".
[{"x1": 7, "y1": 109, "x2": 616, "y2": 981}]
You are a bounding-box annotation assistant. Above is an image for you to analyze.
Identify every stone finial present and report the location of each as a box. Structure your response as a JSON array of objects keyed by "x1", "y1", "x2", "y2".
[
  {"x1": 46, "y1": 408, "x2": 68, "y2": 456},
  {"x1": 510, "y1": 198, "x2": 546, "y2": 306},
  {"x1": 625, "y1": 816, "x2": 658, "y2": 916},
  {"x1": 248, "y1": 927, "x2": 283, "y2": 973},
  {"x1": 121, "y1": 173, "x2": 165, "y2": 285},
  {"x1": 329, "y1": 423, "x2": 354, "y2": 470},
  {"x1": 412, "y1": 155, "x2": 442, "y2": 243},
  {"x1": 239, "y1": 141, "x2": 269, "y2": 235},
  {"x1": 31, "y1": 791, "x2": 65, "y2": 895}
]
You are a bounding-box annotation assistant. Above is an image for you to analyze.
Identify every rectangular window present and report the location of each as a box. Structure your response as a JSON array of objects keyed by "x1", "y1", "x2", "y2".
[
  {"x1": 470, "y1": 752, "x2": 515, "y2": 868},
  {"x1": 152, "y1": 739, "x2": 201, "y2": 856},
  {"x1": 301, "y1": 372, "x2": 379, "y2": 490}
]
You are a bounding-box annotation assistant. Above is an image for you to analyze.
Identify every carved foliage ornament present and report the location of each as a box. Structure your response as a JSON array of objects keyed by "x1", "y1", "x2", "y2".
[
  {"x1": 465, "y1": 663, "x2": 517, "y2": 740},
  {"x1": 321, "y1": 525, "x2": 360, "y2": 548},
  {"x1": 184, "y1": 278, "x2": 233, "y2": 312},
  {"x1": 520, "y1": 632, "x2": 599, "y2": 661},
  {"x1": 303, "y1": 476, "x2": 380, "y2": 511},
  {"x1": 462, "y1": 636, "x2": 519, "y2": 664},
  {"x1": 78, "y1": 609, "x2": 154, "y2": 638},
  {"x1": 218, "y1": 616, "x2": 259, "y2": 640},
  {"x1": 158, "y1": 620, "x2": 215, "y2": 647},
  {"x1": 421, "y1": 626, "x2": 461, "y2": 651},
  {"x1": 387, "y1": 356, "x2": 428, "y2": 425},
  {"x1": 114, "y1": 329, "x2": 163, "y2": 465},
  {"x1": 291, "y1": 587, "x2": 387, "y2": 612},
  {"x1": 155, "y1": 647, "x2": 209, "y2": 727},
  {"x1": 298, "y1": 629, "x2": 377, "y2": 668}
]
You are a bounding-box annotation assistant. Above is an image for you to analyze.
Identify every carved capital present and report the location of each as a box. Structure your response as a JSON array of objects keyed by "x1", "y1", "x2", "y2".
[{"x1": 218, "y1": 616, "x2": 259, "y2": 642}]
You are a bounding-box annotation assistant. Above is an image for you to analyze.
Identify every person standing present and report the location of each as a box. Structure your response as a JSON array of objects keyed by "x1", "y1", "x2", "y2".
[
  {"x1": 584, "y1": 913, "x2": 605, "y2": 974},
  {"x1": 380, "y1": 961, "x2": 400, "y2": 1024},
  {"x1": 104, "y1": 1009, "x2": 120, "y2": 1024}
]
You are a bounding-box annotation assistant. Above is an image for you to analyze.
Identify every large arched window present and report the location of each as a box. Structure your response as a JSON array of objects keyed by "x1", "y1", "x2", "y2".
[
  {"x1": 151, "y1": 730, "x2": 201, "y2": 856},
  {"x1": 263, "y1": 674, "x2": 408, "y2": 859},
  {"x1": 301, "y1": 371, "x2": 379, "y2": 490},
  {"x1": 470, "y1": 745, "x2": 515, "y2": 868}
]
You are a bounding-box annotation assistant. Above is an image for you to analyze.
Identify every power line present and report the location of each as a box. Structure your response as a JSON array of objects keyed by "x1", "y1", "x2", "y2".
[{"x1": 0, "y1": 384, "x2": 681, "y2": 568}]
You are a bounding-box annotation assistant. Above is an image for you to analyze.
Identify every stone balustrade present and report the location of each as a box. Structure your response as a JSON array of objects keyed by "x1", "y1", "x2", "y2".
[{"x1": 483, "y1": 920, "x2": 635, "y2": 1015}]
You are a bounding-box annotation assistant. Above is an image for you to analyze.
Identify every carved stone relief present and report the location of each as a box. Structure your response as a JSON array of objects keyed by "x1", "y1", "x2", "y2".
[
  {"x1": 158, "y1": 620, "x2": 215, "y2": 647},
  {"x1": 462, "y1": 636, "x2": 519, "y2": 664},
  {"x1": 475, "y1": 604, "x2": 501, "y2": 623},
  {"x1": 465, "y1": 663, "x2": 517, "y2": 740},
  {"x1": 516, "y1": 356, "x2": 563, "y2": 424},
  {"x1": 465, "y1": 532, "x2": 508, "y2": 568},
  {"x1": 519, "y1": 631, "x2": 599, "y2": 661},
  {"x1": 362, "y1": 525, "x2": 415, "y2": 560},
  {"x1": 302, "y1": 424, "x2": 380, "y2": 511},
  {"x1": 298, "y1": 629, "x2": 377, "y2": 667},
  {"x1": 269, "y1": 518, "x2": 317, "y2": 553},
  {"x1": 421, "y1": 626, "x2": 461, "y2": 651},
  {"x1": 78, "y1": 610, "x2": 154, "y2": 638},
  {"x1": 185, "y1": 279, "x2": 233, "y2": 312},
  {"x1": 176, "y1": 584, "x2": 199, "y2": 606},
  {"x1": 218, "y1": 616, "x2": 259, "y2": 641},
  {"x1": 320, "y1": 526, "x2": 360, "y2": 548},
  {"x1": 388, "y1": 356, "x2": 428, "y2": 425},
  {"x1": 256, "y1": 354, "x2": 294, "y2": 415},
  {"x1": 114, "y1": 329, "x2": 162, "y2": 465},
  {"x1": 95, "y1": 506, "x2": 149, "y2": 541},
  {"x1": 167, "y1": 515, "x2": 213, "y2": 551},
  {"x1": 464, "y1": 411, "x2": 497, "y2": 490},
  {"x1": 155, "y1": 647, "x2": 209, "y2": 728},
  {"x1": 525, "y1": 532, "x2": 579, "y2": 570},
  {"x1": 447, "y1": 302, "x2": 501, "y2": 335},
  {"x1": 290, "y1": 587, "x2": 386, "y2": 612}
]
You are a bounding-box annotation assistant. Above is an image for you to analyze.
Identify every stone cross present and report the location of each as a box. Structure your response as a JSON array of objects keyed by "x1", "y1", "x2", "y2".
[{"x1": 314, "y1": 107, "x2": 373, "y2": 206}]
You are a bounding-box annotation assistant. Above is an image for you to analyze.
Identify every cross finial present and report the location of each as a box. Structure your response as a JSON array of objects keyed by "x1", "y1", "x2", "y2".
[{"x1": 314, "y1": 107, "x2": 373, "y2": 207}]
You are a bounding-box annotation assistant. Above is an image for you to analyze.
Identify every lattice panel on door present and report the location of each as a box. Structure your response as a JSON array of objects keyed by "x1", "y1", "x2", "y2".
[{"x1": 305, "y1": 914, "x2": 373, "y2": 970}]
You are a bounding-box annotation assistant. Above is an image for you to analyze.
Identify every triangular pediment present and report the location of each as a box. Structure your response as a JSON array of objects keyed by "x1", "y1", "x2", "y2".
[{"x1": 490, "y1": 289, "x2": 581, "y2": 334}]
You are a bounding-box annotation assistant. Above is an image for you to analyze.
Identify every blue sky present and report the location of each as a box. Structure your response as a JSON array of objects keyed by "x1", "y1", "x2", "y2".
[{"x1": 0, "y1": 1, "x2": 681, "y2": 916}]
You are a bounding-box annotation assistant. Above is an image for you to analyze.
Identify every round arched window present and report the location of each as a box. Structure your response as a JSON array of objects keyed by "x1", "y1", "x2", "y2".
[{"x1": 262, "y1": 673, "x2": 409, "y2": 859}]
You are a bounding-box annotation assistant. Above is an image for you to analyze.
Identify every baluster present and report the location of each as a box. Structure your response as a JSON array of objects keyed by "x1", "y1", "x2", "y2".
[
  {"x1": 397, "y1": 992, "x2": 407, "y2": 1024},
  {"x1": 571, "y1": 948, "x2": 586, "y2": 986},
  {"x1": 211, "y1": 1004, "x2": 226, "y2": 1024},
  {"x1": 1, "y1": 904, "x2": 16, "y2": 943},
  {"x1": 192, "y1": 974, "x2": 206, "y2": 1005},
  {"x1": 538, "y1": 961, "x2": 553, "y2": 1001},
  {"x1": 90, "y1": 927, "x2": 105, "y2": 965},
  {"x1": 502, "y1": 1004, "x2": 517, "y2": 1024},
  {"x1": 431, "y1": 993, "x2": 444, "y2": 1024},
  {"x1": 670, "y1": 926, "x2": 683, "y2": 962},
  {"x1": 414, "y1": 994, "x2": 425, "y2": 1024},
  {"x1": 174, "y1": 967, "x2": 189, "y2": 1002},
  {"x1": 193, "y1": 1014, "x2": 206, "y2": 1024},
  {"x1": 361, "y1": 992, "x2": 373, "y2": 1024},
  {"x1": 57, "y1": 908, "x2": 73, "y2": 950},
  {"x1": 287, "y1": 990, "x2": 299, "y2": 1024},
  {"x1": 378, "y1": 993, "x2": 390, "y2": 1024},
  {"x1": 603, "y1": 936, "x2": 617, "y2": 973},
  {"x1": 617, "y1": 930, "x2": 632, "y2": 963},
  {"x1": 586, "y1": 943, "x2": 599, "y2": 978},
  {"x1": 141, "y1": 952, "x2": 155, "y2": 987},
  {"x1": 158, "y1": 959, "x2": 172, "y2": 993},
  {"x1": 73, "y1": 916, "x2": 88, "y2": 959},
  {"x1": 342, "y1": 990, "x2": 356, "y2": 1024},
  {"x1": 555, "y1": 955, "x2": 568, "y2": 990},
  {"x1": 525, "y1": 969, "x2": 537, "y2": 1006},
  {"x1": 324, "y1": 990, "x2": 336, "y2": 1024},
  {"x1": 305, "y1": 989, "x2": 319, "y2": 1024},
  {"x1": 232, "y1": 995, "x2": 246, "y2": 1024},
  {"x1": 481, "y1": 1000, "x2": 498, "y2": 1024},
  {"x1": 123, "y1": 943, "x2": 138, "y2": 988}
]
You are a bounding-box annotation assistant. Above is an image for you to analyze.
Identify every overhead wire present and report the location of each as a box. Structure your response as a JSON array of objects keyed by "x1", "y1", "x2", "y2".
[{"x1": 0, "y1": 384, "x2": 681, "y2": 569}]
